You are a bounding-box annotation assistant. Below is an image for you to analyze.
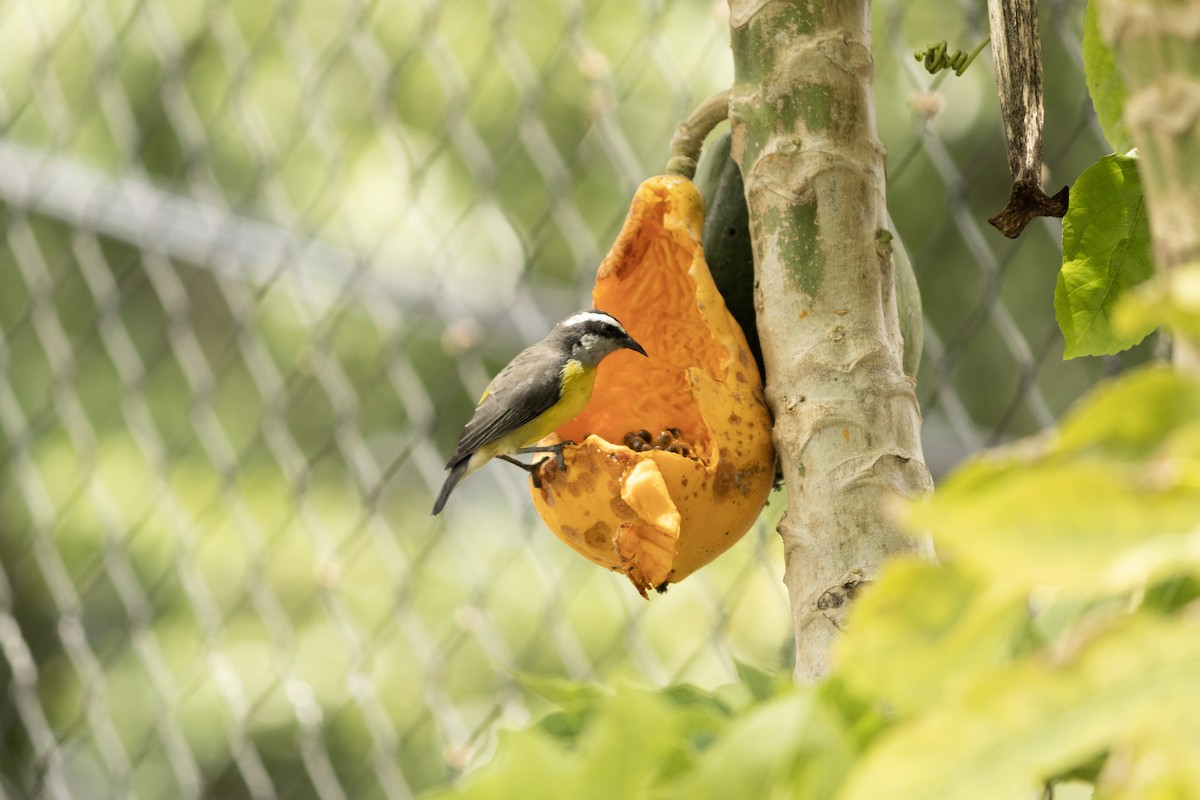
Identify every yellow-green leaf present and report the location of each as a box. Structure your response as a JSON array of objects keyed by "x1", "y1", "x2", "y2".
[
  {"x1": 1114, "y1": 261, "x2": 1200, "y2": 345},
  {"x1": 923, "y1": 461, "x2": 1200, "y2": 595},
  {"x1": 1055, "y1": 366, "x2": 1200, "y2": 458},
  {"x1": 1096, "y1": 729, "x2": 1200, "y2": 800},
  {"x1": 835, "y1": 559, "x2": 1030, "y2": 715},
  {"x1": 914, "y1": 366, "x2": 1200, "y2": 597},
  {"x1": 841, "y1": 614, "x2": 1200, "y2": 800},
  {"x1": 664, "y1": 688, "x2": 855, "y2": 800}
]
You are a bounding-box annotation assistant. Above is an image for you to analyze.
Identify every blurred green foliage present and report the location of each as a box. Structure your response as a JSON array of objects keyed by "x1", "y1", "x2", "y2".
[
  {"x1": 435, "y1": 365, "x2": 1200, "y2": 799},
  {"x1": 0, "y1": 0, "x2": 1168, "y2": 796}
]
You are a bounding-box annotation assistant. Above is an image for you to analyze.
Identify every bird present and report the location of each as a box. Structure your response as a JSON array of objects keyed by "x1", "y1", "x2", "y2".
[{"x1": 431, "y1": 309, "x2": 647, "y2": 515}]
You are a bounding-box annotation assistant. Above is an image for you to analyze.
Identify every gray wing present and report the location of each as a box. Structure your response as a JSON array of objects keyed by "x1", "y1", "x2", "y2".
[{"x1": 447, "y1": 342, "x2": 564, "y2": 467}]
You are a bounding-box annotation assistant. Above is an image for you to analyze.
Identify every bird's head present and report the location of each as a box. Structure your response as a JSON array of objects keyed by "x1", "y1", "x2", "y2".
[{"x1": 555, "y1": 309, "x2": 647, "y2": 366}]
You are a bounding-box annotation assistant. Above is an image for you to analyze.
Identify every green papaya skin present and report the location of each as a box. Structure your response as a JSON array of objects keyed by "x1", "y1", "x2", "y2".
[
  {"x1": 888, "y1": 224, "x2": 925, "y2": 379},
  {"x1": 695, "y1": 131, "x2": 764, "y2": 375},
  {"x1": 695, "y1": 131, "x2": 923, "y2": 379}
]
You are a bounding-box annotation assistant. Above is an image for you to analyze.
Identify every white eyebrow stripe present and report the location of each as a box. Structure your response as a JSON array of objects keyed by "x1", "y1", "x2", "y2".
[{"x1": 560, "y1": 311, "x2": 626, "y2": 334}]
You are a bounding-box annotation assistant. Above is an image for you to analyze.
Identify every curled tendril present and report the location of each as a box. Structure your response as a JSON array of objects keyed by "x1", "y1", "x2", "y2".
[{"x1": 914, "y1": 37, "x2": 991, "y2": 77}]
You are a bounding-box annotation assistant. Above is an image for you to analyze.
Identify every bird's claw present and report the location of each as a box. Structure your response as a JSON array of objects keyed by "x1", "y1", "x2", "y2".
[
  {"x1": 517, "y1": 440, "x2": 575, "y2": 473},
  {"x1": 551, "y1": 440, "x2": 574, "y2": 471},
  {"x1": 502, "y1": 441, "x2": 579, "y2": 489}
]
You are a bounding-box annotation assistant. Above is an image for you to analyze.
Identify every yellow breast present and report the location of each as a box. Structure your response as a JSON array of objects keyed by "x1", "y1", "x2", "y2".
[{"x1": 483, "y1": 359, "x2": 597, "y2": 457}]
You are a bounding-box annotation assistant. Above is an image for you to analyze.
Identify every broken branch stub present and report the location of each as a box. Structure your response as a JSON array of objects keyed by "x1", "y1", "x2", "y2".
[{"x1": 986, "y1": 0, "x2": 1069, "y2": 238}]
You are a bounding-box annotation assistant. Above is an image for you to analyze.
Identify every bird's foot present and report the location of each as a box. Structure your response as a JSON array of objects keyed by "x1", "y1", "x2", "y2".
[
  {"x1": 530, "y1": 458, "x2": 548, "y2": 489},
  {"x1": 517, "y1": 440, "x2": 575, "y2": 472},
  {"x1": 498, "y1": 442, "x2": 575, "y2": 489},
  {"x1": 497, "y1": 453, "x2": 546, "y2": 488}
]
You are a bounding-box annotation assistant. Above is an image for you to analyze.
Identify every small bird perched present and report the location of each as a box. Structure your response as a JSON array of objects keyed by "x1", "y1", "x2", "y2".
[{"x1": 432, "y1": 309, "x2": 647, "y2": 515}]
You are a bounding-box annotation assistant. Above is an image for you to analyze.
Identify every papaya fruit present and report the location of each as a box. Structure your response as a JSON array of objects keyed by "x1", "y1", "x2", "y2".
[{"x1": 529, "y1": 175, "x2": 776, "y2": 597}]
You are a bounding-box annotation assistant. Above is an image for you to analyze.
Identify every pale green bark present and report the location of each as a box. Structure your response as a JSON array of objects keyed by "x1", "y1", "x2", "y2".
[
  {"x1": 1096, "y1": 0, "x2": 1200, "y2": 372},
  {"x1": 727, "y1": 0, "x2": 933, "y2": 681}
]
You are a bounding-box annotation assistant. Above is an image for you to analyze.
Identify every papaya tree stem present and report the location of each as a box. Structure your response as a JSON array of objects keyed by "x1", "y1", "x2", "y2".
[{"x1": 727, "y1": 0, "x2": 934, "y2": 681}]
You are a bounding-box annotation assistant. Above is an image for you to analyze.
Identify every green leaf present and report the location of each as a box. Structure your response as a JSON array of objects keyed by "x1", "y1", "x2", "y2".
[
  {"x1": 431, "y1": 678, "x2": 859, "y2": 800},
  {"x1": 1096, "y1": 729, "x2": 1200, "y2": 800},
  {"x1": 732, "y1": 659, "x2": 785, "y2": 703},
  {"x1": 430, "y1": 679, "x2": 754, "y2": 799},
  {"x1": 925, "y1": 452, "x2": 1200, "y2": 597},
  {"x1": 841, "y1": 614, "x2": 1200, "y2": 800},
  {"x1": 1082, "y1": 2, "x2": 1131, "y2": 152},
  {"x1": 1055, "y1": 365, "x2": 1200, "y2": 458},
  {"x1": 431, "y1": 684, "x2": 701, "y2": 800},
  {"x1": 1056, "y1": 154, "x2": 1156, "y2": 359},
  {"x1": 512, "y1": 670, "x2": 610, "y2": 709},
  {"x1": 816, "y1": 678, "x2": 890, "y2": 750},
  {"x1": 835, "y1": 559, "x2": 1031, "y2": 715},
  {"x1": 536, "y1": 707, "x2": 597, "y2": 742},
  {"x1": 660, "y1": 683, "x2": 733, "y2": 717},
  {"x1": 1140, "y1": 575, "x2": 1200, "y2": 613},
  {"x1": 913, "y1": 366, "x2": 1200, "y2": 597},
  {"x1": 573, "y1": 686, "x2": 699, "y2": 796},
  {"x1": 1115, "y1": 261, "x2": 1200, "y2": 344},
  {"x1": 664, "y1": 688, "x2": 856, "y2": 800},
  {"x1": 421, "y1": 727, "x2": 576, "y2": 800},
  {"x1": 513, "y1": 671, "x2": 611, "y2": 743},
  {"x1": 654, "y1": 683, "x2": 737, "y2": 775}
]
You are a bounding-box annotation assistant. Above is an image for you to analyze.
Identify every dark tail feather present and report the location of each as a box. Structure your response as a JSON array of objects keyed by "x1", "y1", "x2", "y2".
[{"x1": 431, "y1": 460, "x2": 470, "y2": 515}]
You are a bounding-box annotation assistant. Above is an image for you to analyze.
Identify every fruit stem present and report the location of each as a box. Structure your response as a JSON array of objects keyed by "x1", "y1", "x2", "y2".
[{"x1": 664, "y1": 89, "x2": 731, "y2": 179}]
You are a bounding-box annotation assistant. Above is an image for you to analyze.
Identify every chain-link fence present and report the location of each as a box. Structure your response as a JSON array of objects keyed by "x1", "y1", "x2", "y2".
[{"x1": 0, "y1": 0, "x2": 1150, "y2": 797}]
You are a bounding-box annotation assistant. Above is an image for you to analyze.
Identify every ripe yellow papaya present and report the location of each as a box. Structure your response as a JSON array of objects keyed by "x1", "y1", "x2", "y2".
[{"x1": 529, "y1": 174, "x2": 776, "y2": 597}]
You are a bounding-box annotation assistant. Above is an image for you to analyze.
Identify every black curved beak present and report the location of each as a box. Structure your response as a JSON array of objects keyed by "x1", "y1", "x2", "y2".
[{"x1": 623, "y1": 335, "x2": 648, "y2": 357}]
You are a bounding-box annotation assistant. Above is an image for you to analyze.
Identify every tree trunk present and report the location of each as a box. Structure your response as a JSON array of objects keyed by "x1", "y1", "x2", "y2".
[
  {"x1": 726, "y1": 0, "x2": 934, "y2": 682},
  {"x1": 1096, "y1": 0, "x2": 1200, "y2": 374}
]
